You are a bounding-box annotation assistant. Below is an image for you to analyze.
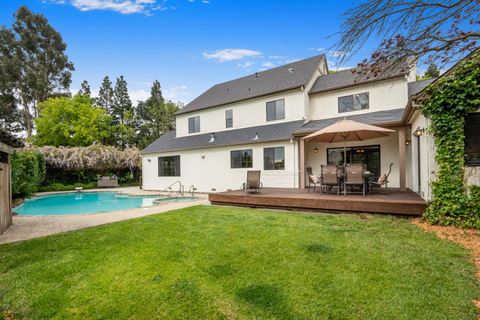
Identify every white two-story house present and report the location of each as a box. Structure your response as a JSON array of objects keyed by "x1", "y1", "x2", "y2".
[{"x1": 141, "y1": 54, "x2": 479, "y2": 200}]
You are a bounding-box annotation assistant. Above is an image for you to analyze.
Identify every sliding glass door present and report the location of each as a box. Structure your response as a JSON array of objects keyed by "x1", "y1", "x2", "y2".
[{"x1": 327, "y1": 145, "x2": 381, "y2": 177}]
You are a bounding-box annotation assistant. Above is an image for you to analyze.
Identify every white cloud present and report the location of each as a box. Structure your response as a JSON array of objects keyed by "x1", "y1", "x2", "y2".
[
  {"x1": 261, "y1": 61, "x2": 275, "y2": 68},
  {"x1": 308, "y1": 47, "x2": 326, "y2": 52},
  {"x1": 47, "y1": 0, "x2": 167, "y2": 14},
  {"x1": 203, "y1": 49, "x2": 261, "y2": 62},
  {"x1": 238, "y1": 61, "x2": 254, "y2": 68},
  {"x1": 163, "y1": 85, "x2": 190, "y2": 102}
]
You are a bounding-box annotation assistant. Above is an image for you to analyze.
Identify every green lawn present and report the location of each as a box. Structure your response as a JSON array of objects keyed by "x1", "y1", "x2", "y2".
[{"x1": 0, "y1": 206, "x2": 478, "y2": 319}]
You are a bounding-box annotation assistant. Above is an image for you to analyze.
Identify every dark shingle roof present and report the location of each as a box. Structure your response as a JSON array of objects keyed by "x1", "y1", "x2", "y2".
[
  {"x1": 408, "y1": 79, "x2": 435, "y2": 97},
  {"x1": 0, "y1": 128, "x2": 23, "y2": 148},
  {"x1": 294, "y1": 108, "x2": 405, "y2": 135},
  {"x1": 176, "y1": 55, "x2": 325, "y2": 115},
  {"x1": 142, "y1": 109, "x2": 406, "y2": 154},
  {"x1": 309, "y1": 63, "x2": 410, "y2": 95},
  {"x1": 142, "y1": 120, "x2": 304, "y2": 154}
]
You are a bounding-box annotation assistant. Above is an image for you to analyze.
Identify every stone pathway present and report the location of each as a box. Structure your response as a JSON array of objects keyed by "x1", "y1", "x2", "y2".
[{"x1": 0, "y1": 188, "x2": 209, "y2": 244}]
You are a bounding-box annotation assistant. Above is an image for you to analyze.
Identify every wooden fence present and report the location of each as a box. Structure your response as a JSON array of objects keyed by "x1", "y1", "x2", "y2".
[{"x1": 0, "y1": 159, "x2": 12, "y2": 235}]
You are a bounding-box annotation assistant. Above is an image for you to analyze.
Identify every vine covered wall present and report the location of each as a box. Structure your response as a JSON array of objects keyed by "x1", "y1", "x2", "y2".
[{"x1": 421, "y1": 50, "x2": 480, "y2": 227}]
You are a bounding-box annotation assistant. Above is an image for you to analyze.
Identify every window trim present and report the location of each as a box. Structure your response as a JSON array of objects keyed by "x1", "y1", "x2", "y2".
[
  {"x1": 338, "y1": 92, "x2": 370, "y2": 113},
  {"x1": 225, "y1": 109, "x2": 233, "y2": 128},
  {"x1": 263, "y1": 146, "x2": 285, "y2": 170},
  {"x1": 188, "y1": 116, "x2": 200, "y2": 134},
  {"x1": 266, "y1": 99, "x2": 285, "y2": 122},
  {"x1": 158, "y1": 155, "x2": 181, "y2": 177},
  {"x1": 230, "y1": 149, "x2": 253, "y2": 169}
]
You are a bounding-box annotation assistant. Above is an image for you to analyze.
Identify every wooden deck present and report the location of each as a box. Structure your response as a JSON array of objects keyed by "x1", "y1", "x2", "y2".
[{"x1": 209, "y1": 188, "x2": 426, "y2": 216}]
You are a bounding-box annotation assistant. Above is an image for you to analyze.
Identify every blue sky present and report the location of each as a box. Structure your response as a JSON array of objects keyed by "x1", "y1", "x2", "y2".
[{"x1": 0, "y1": 0, "x2": 390, "y2": 104}]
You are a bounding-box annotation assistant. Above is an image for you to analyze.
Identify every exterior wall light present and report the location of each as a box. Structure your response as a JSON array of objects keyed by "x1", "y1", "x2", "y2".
[
  {"x1": 405, "y1": 139, "x2": 411, "y2": 145},
  {"x1": 314, "y1": 148, "x2": 318, "y2": 153},
  {"x1": 413, "y1": 127, "x2": 424, "y2": 137}
]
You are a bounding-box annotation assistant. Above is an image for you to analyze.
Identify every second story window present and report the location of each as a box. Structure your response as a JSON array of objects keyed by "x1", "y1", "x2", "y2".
[
  {"x1": 266, "y1": 99, "x2": 285, "y2": 121},
  {"x1": 338, "y1": 92, "x2": 369, "y2": 113},
  {"x1": 225, "y1": 109, "x2": 233, "y2": 128},
  {"x1": 188, "y1": 116, "x2": 200, "y2": 133}
]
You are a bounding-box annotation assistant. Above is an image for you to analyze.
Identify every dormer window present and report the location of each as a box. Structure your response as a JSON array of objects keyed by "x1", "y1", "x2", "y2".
[
  {"x1": 338, "y1": 92, "x2": 369, "y2": 113},
  {"x1": 266, "y1": 99, "x2": 285, "y2": 121},
  {"x1": 188, "y1": 116, "x2": 200, "y2": 133}
]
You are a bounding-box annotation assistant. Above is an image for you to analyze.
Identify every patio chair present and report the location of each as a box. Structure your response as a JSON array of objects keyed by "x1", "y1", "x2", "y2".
[
  {"x1": 97, "y1": 175, "x2": 118, "y2": 188},
  {"x1": 306, "y1": 167, "x2": 320, "y2": 193},
  {"x1": 344, "y1": 163, "x2": 365, "y2": 196},
  {"x1": 243, "y1": 170, "x2": 263, "y2": 193},
  {"x1": 369, "y1": 163, "x2": 393, "y2": 194},
  {"x1": 320, "y1": 165, "x2": 341, "y2": 195}
]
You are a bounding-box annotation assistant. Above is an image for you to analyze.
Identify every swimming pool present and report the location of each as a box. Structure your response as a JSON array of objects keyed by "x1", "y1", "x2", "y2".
[{"x1": 14, "y1": 192, "x2": 196, "y2": 216}]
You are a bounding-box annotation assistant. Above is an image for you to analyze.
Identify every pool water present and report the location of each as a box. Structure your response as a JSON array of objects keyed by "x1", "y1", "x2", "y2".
[{"x1": 14, "y1": 192, "x2": 172, "y2": 216}]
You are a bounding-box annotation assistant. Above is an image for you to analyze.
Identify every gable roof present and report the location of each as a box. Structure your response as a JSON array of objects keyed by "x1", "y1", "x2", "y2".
[
  {"x1": 309, "y1": 62, "x2": 410, "y2": 95},
  {"x1": 408, "y1": 78, "x2": 435, "y2": 97},
  {"x1": 176, "y1": 55, "x2": 325, "y2": 115}
]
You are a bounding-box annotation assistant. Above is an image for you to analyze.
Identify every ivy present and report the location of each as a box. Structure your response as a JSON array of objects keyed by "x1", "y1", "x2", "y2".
[{"x1": 421, "y1": 51, "x2": 480, "y2": 228}]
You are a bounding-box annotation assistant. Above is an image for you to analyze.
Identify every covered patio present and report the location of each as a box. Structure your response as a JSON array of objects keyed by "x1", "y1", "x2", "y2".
[{"x1": 209, "y1": 187, "x2": 426, "y2": 215}]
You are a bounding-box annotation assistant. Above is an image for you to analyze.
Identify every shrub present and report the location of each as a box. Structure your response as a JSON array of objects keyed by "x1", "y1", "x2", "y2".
[
  {"x1": 38, "y1": 182, "x2": 97, "y2": 192},
  {"x1": 421, "y1": 50, "x2": 480, "y2": 227},
  {"x1": 11, "y1": 151, "x2": 46, "y2": 197}
]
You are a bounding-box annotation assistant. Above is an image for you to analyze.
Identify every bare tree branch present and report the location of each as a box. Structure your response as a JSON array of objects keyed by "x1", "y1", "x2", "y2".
[{"x1": 334, "y1": 0, "x2": 480, "y2": 76}]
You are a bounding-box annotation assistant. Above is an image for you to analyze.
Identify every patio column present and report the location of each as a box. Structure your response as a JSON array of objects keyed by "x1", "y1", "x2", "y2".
[
  {"x1": 398, "y1": 126, "x2": 407, "y2": 191},
  {"x1": 299, "y1": 138, "x2": 305, "y2": 189}
]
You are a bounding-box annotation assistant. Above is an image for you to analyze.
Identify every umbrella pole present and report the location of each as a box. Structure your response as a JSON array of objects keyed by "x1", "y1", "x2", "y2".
[{"x1": 343, "y1": 142, "x2": 347, "y2": 166}]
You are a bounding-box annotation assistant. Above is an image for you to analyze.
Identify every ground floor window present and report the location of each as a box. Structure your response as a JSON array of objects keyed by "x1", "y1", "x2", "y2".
[
  {"x1": 264, "y1": 147, "x2": 285, "y2": 170},
  {"x1": 231, "y1": 149, "x2": 253, "y2": 168},
  {"x1": 465, "y1": 113, "x2": 480, "y2": 166},
  {"x1": 327, "y1": 145, "x2": 380, "y2": 177},
  {"x1": 158, "y1": 156, "x2": 180, "y2": 176}
]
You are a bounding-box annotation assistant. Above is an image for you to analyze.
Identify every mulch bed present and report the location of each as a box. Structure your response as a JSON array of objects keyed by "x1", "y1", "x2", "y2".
[{"x1": 413, "y1": 219, "x2": 480, "y2": 309}]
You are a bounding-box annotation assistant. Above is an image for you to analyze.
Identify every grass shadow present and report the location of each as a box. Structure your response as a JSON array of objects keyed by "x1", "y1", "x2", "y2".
[{"x1": 304, "y1": 243, "x2": 332, "y2": 254}]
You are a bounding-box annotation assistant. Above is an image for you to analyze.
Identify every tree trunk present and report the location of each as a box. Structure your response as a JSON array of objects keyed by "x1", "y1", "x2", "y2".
[{"x1": 22, "y1": 102, "x2": 32, "y2": 138}]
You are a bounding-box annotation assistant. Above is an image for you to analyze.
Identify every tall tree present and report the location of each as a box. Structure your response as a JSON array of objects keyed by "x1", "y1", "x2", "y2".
[
  {"x1": 0, "y1": 6, "x2": 74, "y2": 137},
  {"x1": 0, "y1": 28, "x2": 22, "y2": 132},
  {"x1": 335, "y1": 0, "x2": 479, "y2": 76},
  {"x1": 34, "y1": 95, "x2": 111, "y2": 147},
  {"x1": 111, "y1": 76, "x2": 135, "y2": 149},
  {"x1": 77, "y1": 80, "x2": 91, "y2": 98},
  {"x1": 136, "y1": 80, "x2": 180, "y2": 149},
  {"x1": 424, "y1": 63, "x2": 440, "y2": 79},
  {"x1": 96, "y1": 76, "x2": 114, "y2": 111},
  {"x1": 112, "y1": 76, "x2": 132, "y2": 125}
]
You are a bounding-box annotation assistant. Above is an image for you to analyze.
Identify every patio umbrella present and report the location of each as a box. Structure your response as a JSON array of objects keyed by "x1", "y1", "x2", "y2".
[{"x1": 302, "y1": 119, "x2": 395, "y2": 165}]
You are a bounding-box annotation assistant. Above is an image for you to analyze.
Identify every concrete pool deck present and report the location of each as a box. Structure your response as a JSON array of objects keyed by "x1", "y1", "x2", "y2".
[{"x1": 0, "y1": 187, "x2": 209, "y2": 245}]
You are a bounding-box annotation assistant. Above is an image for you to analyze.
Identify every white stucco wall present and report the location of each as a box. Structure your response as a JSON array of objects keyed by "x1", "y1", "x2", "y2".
[
  {"x1": 142, "y1": 140, "x2": 299, "y2": 193},
  {"x1": 409, "y1": 112, "x2": 437, "y2": 200},
  {"x1": 175, "y1": 90, "x2": 307, "y2": 137},
  {"x1": 308, "y1": 77, "x2": 409, "y2": 120},
  {"x1": 304, "y1": 129, "x2": 402, "y2": 188}
]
